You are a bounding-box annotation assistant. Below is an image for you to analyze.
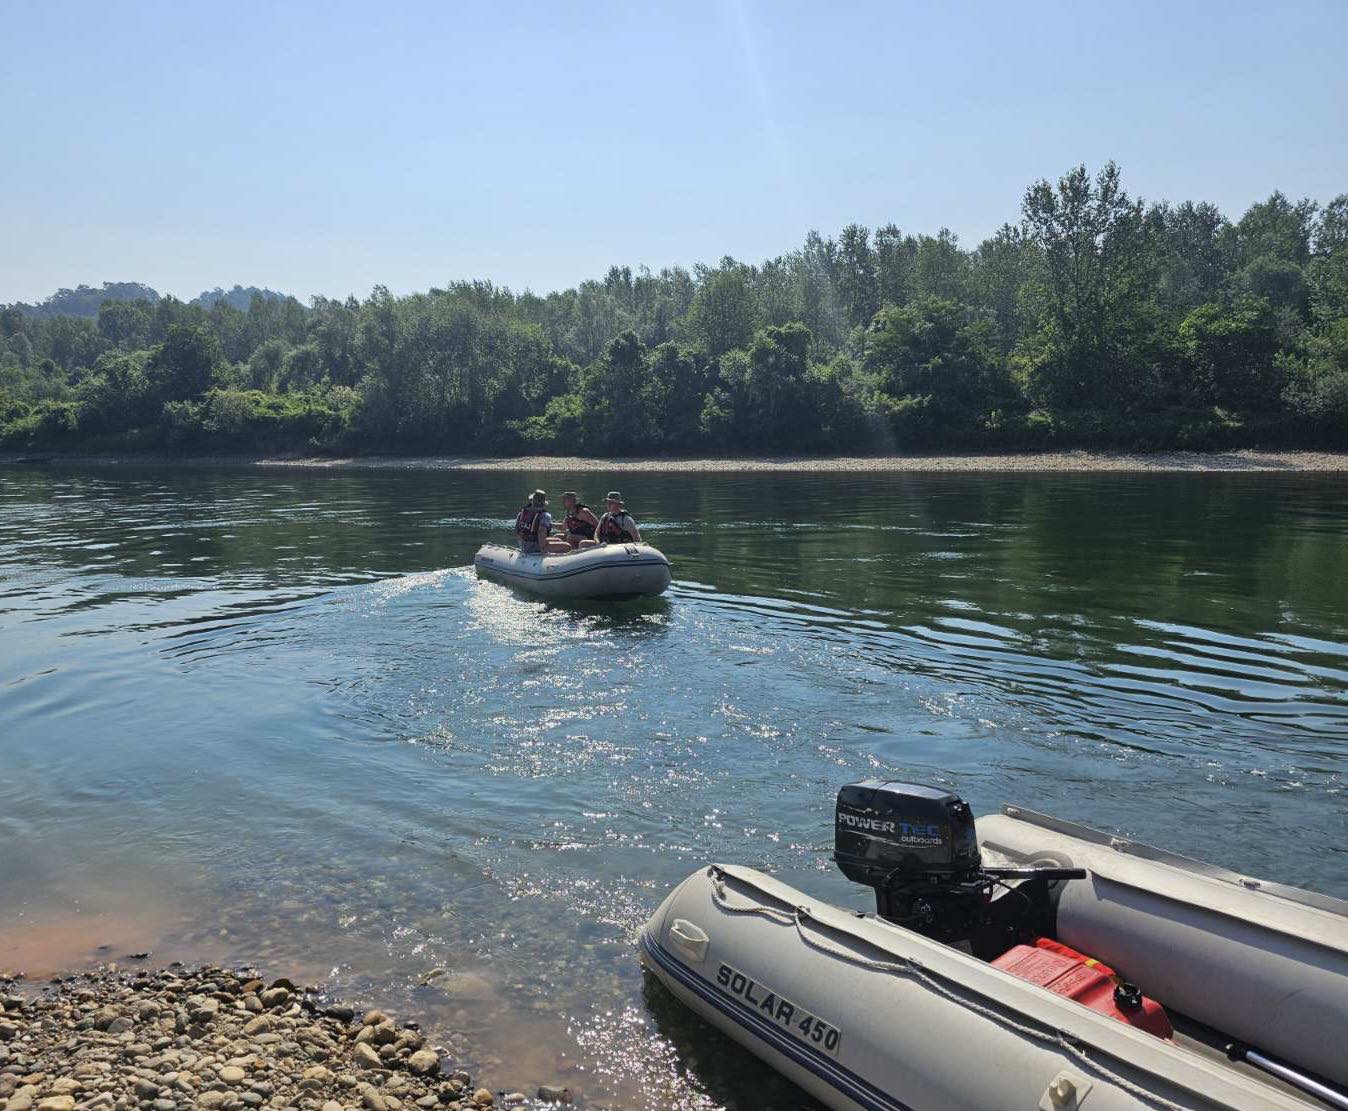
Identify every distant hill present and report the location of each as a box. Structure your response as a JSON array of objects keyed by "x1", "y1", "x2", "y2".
[
  {"x1": 11, "y1": 282, "x2": 161, "y2": 318},
  {"x1": 8, "y1": 282, "x2": 294, "y2": 318},
  {"x1": 191, "y1": 285, "x2": 292, "y2": 311}
]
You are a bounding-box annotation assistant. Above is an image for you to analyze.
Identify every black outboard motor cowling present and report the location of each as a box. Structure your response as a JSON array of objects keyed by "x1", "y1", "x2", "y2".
[
  {"x1": 834, "y1": 780, "x2": 981, "y2": 886},
  {"x1": 834, "y1": 780, "x2": 1085, "y2": 951}
]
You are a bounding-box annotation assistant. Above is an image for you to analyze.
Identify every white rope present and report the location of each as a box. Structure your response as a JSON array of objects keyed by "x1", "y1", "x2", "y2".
[{"x1": 706, "y1": 868, "x2": 1199, "y2": 1111}]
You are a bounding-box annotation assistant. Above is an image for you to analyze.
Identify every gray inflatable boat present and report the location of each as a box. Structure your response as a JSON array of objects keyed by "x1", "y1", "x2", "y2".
[
  {"x1": 641, "y1": 781, "x2": 1348, "y2": 1111},
  {"x1": 473, "y1": 541, "x2": 671, "y2": 599}
]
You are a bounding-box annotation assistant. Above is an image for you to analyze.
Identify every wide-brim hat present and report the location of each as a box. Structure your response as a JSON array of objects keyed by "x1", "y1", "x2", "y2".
[
  {"x1": 528, "y1": 489, "x2": 548, "y2": 506},
  {"x1": 605, "y1": 491, "x2": 624, "y2": 505}
]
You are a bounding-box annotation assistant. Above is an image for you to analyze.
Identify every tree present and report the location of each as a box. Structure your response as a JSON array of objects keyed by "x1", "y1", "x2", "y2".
[
  {"x1": 865, "y1": 298, "x2": 1006, "y2": 444},
  {"x1": 1282, "y1": 318, "x2": 1348, "y2": 438},
  {"x1": 645, "y1": 342, "x2": 711, "y2": 451},
  {"x1": 972, "y1": 225, "x2": 1034, "y2": 356},
  {"x1": 75, "y1": 351, "x2": 158, "y2": 433},
  {"x1": 685, "y1": 263, "x2": 760, "y2": 357},
  {"x1": 97, "y1": 299, "x2": 154, "y2": 349},
  {"x1": 7, "y1": 332, "x2": 33, "y2": 369},
  {"x1": 1019, "y1": 162, "x2": 1157, "y2": 410},
  {"x1": 796, "y1": 232, "x2": 847, "y2": 350},
  {"x1": 874, "y1": 224, "x2": 914, "y2": 308},
  {"x1": 835, "y1": 224, "x2": 879, "y2": 328},
  {"x1": 570, "y1": 280, "x2": 628, "y2": 365},
  {"x1": 279, "y1": 343, "x2": 326, "y2": 389},
  {"x1": 1309, "y1": 196, "x2": 1348, "y2": 324},
  {"x1": 1179, "y1": 297, "x2": 1283, "y2": 411},
  {"x1": 1152, "y1": 200, "x2": 1228, "y2": 313},
  {"x1": 577, "y1": 331, "x2": 656, "y2": 452},
  {"x1": 1282, "y1": 197, "x2": 1348, "y2": 440},
  {"x1": 740, "y1": 322, "x2": 815, "y2": 446},
  {"x1": 149, "y1": 324, "x2": 223, "y2": 401},
  {"x1": 308, "y1": 296, "x2": 361, "y2": 385},
  {"x1": 246, "y1": 338, "x2": 288, "y2": 390},
  {"x1": 912, "y1": 230, "x2": 971, "y2": 303},
  {"x1": 1224, "y1": 192, "x2": 1317, "y2": 316}
]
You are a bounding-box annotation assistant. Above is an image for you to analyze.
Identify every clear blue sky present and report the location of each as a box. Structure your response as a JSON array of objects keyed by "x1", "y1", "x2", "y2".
[{"x1": 3, "y1": 0, "x2": 1346, "y2": 305}]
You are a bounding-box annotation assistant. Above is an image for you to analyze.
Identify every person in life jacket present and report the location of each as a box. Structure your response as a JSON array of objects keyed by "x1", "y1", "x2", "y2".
[
  {"x1": 515, "y1": 490, "x2": 567, "y2": 554},
  {"x1": 591, "y1": 491, "x2": 641, "y2": 546},
  {"x1": 557, "y1": 491, "x2": 599, "y2": 549}
]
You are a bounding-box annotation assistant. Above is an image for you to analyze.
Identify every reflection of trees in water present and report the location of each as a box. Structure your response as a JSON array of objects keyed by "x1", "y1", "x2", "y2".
[
  {"x1": 9, "y1": 465, "x2": 1347, "y2": 679},
  {"x1": 3, "y1": 465, "x2": 512, "y2": 585},
  {"x1": 679, "y1": 470, "x2": 1348, "y2": 653},
  {"x1": 9, "y1": 465, "x2": 1348, "y2": 663}
]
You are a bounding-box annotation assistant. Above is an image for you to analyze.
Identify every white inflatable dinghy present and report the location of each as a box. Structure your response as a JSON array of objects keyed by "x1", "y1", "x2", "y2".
[
  {"x1": 641, "y1": 780, "x2": 1348, "y2": 1111},
  {"x1": 474, "y1": 542, "x2": 671, "y2": 600}
]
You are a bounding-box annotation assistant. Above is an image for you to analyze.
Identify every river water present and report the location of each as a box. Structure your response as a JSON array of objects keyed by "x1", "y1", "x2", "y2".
[{"x1": 2, "y1": 464, "x2": 1345, "y2": 1108}]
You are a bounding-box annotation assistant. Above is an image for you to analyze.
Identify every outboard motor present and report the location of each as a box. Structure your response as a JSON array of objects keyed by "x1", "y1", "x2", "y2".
[{"x1": 834, "y1": 780, "x2": 1084, "y2": 954}]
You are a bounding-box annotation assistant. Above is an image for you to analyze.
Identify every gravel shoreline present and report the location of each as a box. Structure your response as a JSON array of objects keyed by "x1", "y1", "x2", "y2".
[
  {"x1": 3, "y1": 450, "x2": 1347, "y2": 473},
  {"x1": 0, "y1": 966, "x2": 566, "y2": 1111}
]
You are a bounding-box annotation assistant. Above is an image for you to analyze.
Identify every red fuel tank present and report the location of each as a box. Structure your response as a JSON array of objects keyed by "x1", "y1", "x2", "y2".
[{"x1": 992, "y1": 938, "x2": 1174, "y2": 1039}]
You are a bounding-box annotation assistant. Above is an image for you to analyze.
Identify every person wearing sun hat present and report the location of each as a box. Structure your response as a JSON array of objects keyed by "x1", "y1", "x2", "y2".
[
  {"x1": 557, "y1": 491, "x2": 599, "y2": 549},
  {"x1": 514, "y1": 489, "x2": 567, "y2": 554},
  {"x1": 592, "y1": 490, "x2": 641, "y2": 546}
]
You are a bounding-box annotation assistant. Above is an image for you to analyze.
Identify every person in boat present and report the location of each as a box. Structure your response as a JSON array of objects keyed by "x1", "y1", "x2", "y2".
[
  {"x1": 515, "y1": 490, "x2": 570, "y2": 555},
  {"x1": 557, "y1": 491, "x2": 599, "y2": 550},
  {"x1": 590, "y1": 491, "x2": 641, "y2": 546}
]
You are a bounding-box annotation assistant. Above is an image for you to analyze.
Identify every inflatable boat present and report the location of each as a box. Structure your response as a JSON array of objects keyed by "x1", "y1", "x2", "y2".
[
  {"x1": 473, "y1": 542, "x2": 671, "y2": 600},
  {"x1": 641, "y1": 781, "x2": 1348, "y2": 1111}
]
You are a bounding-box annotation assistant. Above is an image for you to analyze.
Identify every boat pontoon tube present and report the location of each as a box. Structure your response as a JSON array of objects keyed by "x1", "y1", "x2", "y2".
[
  {"x1": 642, "y1": 863, "x2": 1328, "y2": 1111},
  {"x1": 473, "y1": 542, "x2": 671, "y2": 600},
  {"x1": 978, "y1": 807, "x2": 1348, "y2": 1089}
]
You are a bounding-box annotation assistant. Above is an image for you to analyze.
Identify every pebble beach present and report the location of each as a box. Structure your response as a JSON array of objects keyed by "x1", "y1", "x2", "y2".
[
  {"x1": 5, "y1": 450, "x2": 1348, "y2": 473},
  {"x1": 264, "y1": 450, "x2": 1348, "y2": 473},
  {"x1": 0, "y1": 967, "x2": 563, "y2": 1111}
]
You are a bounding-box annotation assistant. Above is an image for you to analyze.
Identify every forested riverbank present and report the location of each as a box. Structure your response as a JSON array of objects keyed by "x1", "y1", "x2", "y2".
[{"x1": 4, "y1": 163, "x2": 1347, "y2": 457}]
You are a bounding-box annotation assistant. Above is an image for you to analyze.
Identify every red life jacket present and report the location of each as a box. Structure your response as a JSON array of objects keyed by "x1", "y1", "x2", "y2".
[
  {"x1": 516, "y1": 506, "x2": 545, "y2": 543},
  {"x1": 563, "y1": 504, "x2": 595, "y2": 539},
  {"x1": 598, "y1": 511, "x2": 633, "y2": 543}
]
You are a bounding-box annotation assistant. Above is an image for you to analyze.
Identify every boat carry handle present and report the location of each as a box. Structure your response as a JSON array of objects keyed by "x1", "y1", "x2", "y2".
[{"x1": 669, "y1": 918, "x2": 710, "y2": 963}]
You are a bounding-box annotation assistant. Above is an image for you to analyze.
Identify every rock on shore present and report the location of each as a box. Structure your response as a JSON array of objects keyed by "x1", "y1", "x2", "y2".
[{"x1": 0, "y1": 966, "x2": 570, "y2": 1111}]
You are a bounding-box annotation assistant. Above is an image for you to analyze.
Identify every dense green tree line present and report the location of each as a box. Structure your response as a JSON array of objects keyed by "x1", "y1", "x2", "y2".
[{"x1": 4, "y1": 164, "x2": 1347, "y2": 455}]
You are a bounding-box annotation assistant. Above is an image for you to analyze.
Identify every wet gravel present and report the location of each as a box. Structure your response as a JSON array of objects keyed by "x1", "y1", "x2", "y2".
[{"x1": 0, "y1": 966, "x2": 574, "y2": 1111}]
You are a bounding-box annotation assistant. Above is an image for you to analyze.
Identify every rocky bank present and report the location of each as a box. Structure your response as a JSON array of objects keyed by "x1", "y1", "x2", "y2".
[{"x1": 0, "y1": 966, "x2": 570, "y2": 1111}]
